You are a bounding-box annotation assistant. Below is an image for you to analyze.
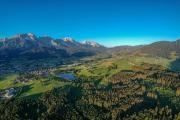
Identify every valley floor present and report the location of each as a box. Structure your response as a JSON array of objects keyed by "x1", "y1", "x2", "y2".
[{"x1": 0, "y1": 53, "x2": 180, "y2": 119}]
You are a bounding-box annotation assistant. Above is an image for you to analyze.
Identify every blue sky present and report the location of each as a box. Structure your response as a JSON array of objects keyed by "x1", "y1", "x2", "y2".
[{"x1": 0, "y1": 0, "x2": 180, "y2": 46}]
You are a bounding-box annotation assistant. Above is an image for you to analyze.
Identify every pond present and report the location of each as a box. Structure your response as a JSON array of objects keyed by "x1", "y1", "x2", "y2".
[{"x1": 56, "y1": 73, "x2": 76, "y2": 81}]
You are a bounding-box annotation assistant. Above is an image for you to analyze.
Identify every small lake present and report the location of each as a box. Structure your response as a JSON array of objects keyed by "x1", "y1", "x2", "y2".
[{"x1": 56, "y1": 73, "x2": 76, "y2": 80}]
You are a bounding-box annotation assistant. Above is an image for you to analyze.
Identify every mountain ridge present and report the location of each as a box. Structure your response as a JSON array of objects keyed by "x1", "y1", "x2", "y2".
[
  {"x1": 0, "y1": 33, "x2": 180, "y2": 60},
  {"x1": 0, "y1": 33, "x2": 105, "y2": 60}
]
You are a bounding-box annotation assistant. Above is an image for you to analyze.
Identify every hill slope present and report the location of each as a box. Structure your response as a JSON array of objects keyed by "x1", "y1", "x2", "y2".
[{"x1": 138, "y1": 40, "x2": 180, "y2": 58}]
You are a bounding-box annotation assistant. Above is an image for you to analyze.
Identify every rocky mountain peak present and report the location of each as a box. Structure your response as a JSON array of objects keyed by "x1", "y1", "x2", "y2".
[
  {"x1": 82, "y1": 40, "x2": 102, "y2": 47},
  {"x1": 11, "y1": 33, "x2": 37, "y2": 40},
  {"x1": 63, "y1": 37, "x2": 75, "y2": 42}
]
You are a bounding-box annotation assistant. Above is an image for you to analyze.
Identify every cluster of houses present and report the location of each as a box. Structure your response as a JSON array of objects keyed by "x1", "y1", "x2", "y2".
[
  {"x1": 14, "y1": 68, "x2": 57, "y2": 84},
  {"x1": 29, "y1": 68, "x2": 55, "y2": 76},
  {"x1": 0, "y1": 60, "x2": 60, "y2": 76},
  {"x1": 0, "y1": 88, "x2": 21, "y2": 99}
]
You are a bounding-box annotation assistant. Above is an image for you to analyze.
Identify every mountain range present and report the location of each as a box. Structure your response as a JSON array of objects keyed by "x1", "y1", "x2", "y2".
[
  {"x1": 0, "y1": 33, "x2": 105, "y2": 60},
  {"x1": 0, "y1": 33, "x2": 180, "y2": 60}
]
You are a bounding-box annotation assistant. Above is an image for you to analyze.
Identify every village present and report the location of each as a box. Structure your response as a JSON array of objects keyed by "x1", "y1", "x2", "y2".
[
  {"x1": 0, "y1": 61, "x2": 83, "y2": 100},
  {"x1": 0, "y1": 87, "x2": 22, "y2": 99}
]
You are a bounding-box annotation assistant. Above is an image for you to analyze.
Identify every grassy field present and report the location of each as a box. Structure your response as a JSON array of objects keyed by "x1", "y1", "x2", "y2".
[
  {"x1": 0, "y1": 74, "x2": 70, "y2": 99},
  {"x1": 0, "y1": 54, "x2": 177, "y2": 99},
  {"x1": 20, "y1": 79, "x2": 69, "y2": 99},
  {"x1": 0, "y1": 74, "x2": 19, "y2": 89},
  {"x1": 132, "y1": 56, "x2": 171, "y2": 67}
]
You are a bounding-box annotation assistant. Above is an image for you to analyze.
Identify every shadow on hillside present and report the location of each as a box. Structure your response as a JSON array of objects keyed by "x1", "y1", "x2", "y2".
[
  {"x1": 23, "y1": 93, "x2": 43, "y2": 100},
  {"x1": 20, "y1": 85, "x2": 43, "y2": 99},
  {"x1": 169, "y1": 58, "x2": 180, "y2": 71},
  {"x1": 21, "y1": 85, "x2": 33, "y2": 93},
  {"x1": 0, "y1": 76, "x2": 6, "y2": 82},
  {"x1": 118, "y1": 96, "x2": 157, "y2": 119}
]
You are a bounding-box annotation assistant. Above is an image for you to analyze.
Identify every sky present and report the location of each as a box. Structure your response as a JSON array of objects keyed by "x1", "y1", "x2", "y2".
[{"x1": 0, "y1": 0, "x2": 180, "y2": 46}]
